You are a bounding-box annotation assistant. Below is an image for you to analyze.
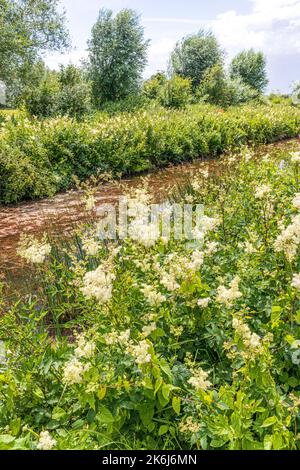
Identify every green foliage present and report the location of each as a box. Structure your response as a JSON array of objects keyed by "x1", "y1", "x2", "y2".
[
  {"x1": 0, "y1": 0, "x2": 69, "y2": 105},
  {"x1": 170, "y1": 30, "x2": 223, "y2": 90},
  {"x1": 197, "y1": 65, "x2": 258, "y2": 107},
  {"x1": 25, "y1": 69, "x2": 60, "y2": 118},
  {"x1": 1, "y1": 103, "x2": 300, "y2": 204},
  {"x1": 158, "y1": 75, "x2": 192, "y2": 109},
  {"x1": 24, "y1": 64, "x2": 92, "y2": 119},
  {"x1": 88, "y1": 9, "x2": 149, "y2": 104},
  {"x1": 142, "y1": 73, "x2": 167, "y2": 100},
  {"x1": 197, "y1": 64, "x2": 229, "y2": 106},
  {"x1": 1, "y1": 142, "x2": 300, "y2": 449},
  {"x1": 57, "y1": 65, "x2": 92, "y2": 119},
  {"x1": 230, "y1": 49, "x2": 268, "y2": 94}
]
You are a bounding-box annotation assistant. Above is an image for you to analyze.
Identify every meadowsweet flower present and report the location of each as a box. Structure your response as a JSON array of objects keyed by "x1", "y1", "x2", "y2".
[
  {"x1": 292, "y1": 194, "x2": 300, "y2": 211},
  {"x1": 188, "y1": 368, "x2": 212, "y2": 392},
  {"x1": 255, "y1": 184, "x2": 271, "y2": 199},
  {"x1": 18, "y1": 236, "x2": 51, "y2": 264},
  {"x1": 216, "y1": 277, "x2": 242, "y2": 307},
  {"x1": 291, "y1": 274, "x2": 300, "y2": 291},
  {"x1": 232, "y1": 318, "x2": 262, "y2": 355},
  {"x1": 244, "y1": 241, "x2": 257, "y2": 254},
  {"x1": 81, "y1": 265, "x2": 115, "y2": 303},
  {"x1": 179, "y1": 416, "x2": 200, "y2": 434},
  {"x1": 82, "y1": 237, "x2": 99, "y2": 256},
  {"x1": 197, "y1": 298, "x2": 211, "y2": 308},
  {"x1": 160, "y1": 272, "x2": 180, "y2": 292},
  {"x1": 63, "y1": 358, "x2": 89, "y2": 385},
  {"x1": 142, "y1": 323, "x2": 157, "y2": 337},
  {"x1": 141, "y1": 285, "x2": 166, "y2": 306},
  {"x1": 205, "y1": 241, "x2": 219, "y2": 256},
  {"x1": 74, "y1": 335, "x2": 96, "y2": 359},
  {"x1": 37, "y1": 431, "x2": 57, "y2": 451},
  {"x1": 188, "y1": 250, "x2": 204, "y2": 271},
  {"x1": 105, "y1": 329, "x2": 131, "y2": 346},
  {"x1": 127, "y1": 340, "x2": 152, "y2": 365},
  {"x1": 84, "y1": 195, "x2": 96, "y2": 212},
  {"x1": 274, "y1": 214, "x2": 300, "y2": 261},
  {"x1": 290, "y1": 151, "x2": 300, "y2": 164}
]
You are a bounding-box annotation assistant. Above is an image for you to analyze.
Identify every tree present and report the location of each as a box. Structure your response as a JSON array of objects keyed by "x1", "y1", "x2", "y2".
[
  {"x1": 24, "y1": 64, "x2": 92, "y2": 119},
  {"x1": 88, "y1": 9, "x2": 149, "y2": 104},
  {"x1": 197, "y1": 64, "x2": 228, "y2": 106},
  {"x1": 229, "y1": 49, "x2": 268, "y2": 94},
  {"x1": 170, "y1": 30, "x2": 223, "y2": 90},
  {"x1": 197, "y1": 64, "x2": 258, "y2": 107},
  {"x1": 0, "y1": 0, "x2": 69, "y2": 104},
  {"x1": 57, "y1": 65, "x2": 92, "y2": 118}
]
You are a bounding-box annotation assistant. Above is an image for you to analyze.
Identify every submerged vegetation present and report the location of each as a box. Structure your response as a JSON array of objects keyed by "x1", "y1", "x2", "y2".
[{"x1": 1, "y1": 143, "x2": 300, "y2": 450}]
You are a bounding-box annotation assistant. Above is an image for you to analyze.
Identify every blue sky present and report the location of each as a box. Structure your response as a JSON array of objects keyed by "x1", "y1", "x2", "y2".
[{"x1": 45, "y1": 0, "x2": 300, "y2": 92}]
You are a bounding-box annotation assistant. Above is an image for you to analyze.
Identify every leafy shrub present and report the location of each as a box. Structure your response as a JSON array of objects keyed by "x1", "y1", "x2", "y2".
[
  {"x1": 158, "y1": 75, "x2": 192, "y2": 108},
  {"x1": 25, "y1": 70, "x2": 60, "y2": 118},
  {"x1": 197, "y1": 65, "x2": 258, "y2": 107},
  {"x1": 1, "y1": 103, "x2": 300, "y2": 203},
  {"x1": 142, "y1": 72, "x2": 167, "y2": 100}
]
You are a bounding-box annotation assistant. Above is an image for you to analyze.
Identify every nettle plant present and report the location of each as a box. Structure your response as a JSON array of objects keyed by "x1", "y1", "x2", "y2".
[{"x1": 1, "y1": 145, "x2": 300, "y2": 450}]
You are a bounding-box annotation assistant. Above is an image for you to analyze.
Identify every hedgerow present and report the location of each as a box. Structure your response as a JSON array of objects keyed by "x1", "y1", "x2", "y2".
[{"x1": 1, "y1": 103, "x2": 300, "y2": 203}]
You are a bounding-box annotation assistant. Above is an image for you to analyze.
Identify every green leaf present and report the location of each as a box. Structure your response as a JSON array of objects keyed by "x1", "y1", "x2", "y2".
[
  {"x1": 271, "y1": 306, "x2": 281, "y2": 328},
  {"x1": 172, "y1": 396, "x2": 181, "y2": 415},
  {"x1": 158, "y1": 425, "x2": 169, "y2": 436},
  {"x1": 98, "y1": 405, "x2": 114, "y2": 424},
  {"x1": 138, "y1": 403, "x2": 154, "y2": 426},
  {"x1": 262, "y1": 416, "x2": 277, "y2": 428}
]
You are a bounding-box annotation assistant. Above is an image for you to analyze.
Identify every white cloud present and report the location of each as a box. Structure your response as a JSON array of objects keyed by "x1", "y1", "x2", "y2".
[
  {"x1": 211, "y1": 0, "x2": 300, "y2": 59},
  {"x1": 144, "y1": 17, "x2": 205, "y2": 25}
]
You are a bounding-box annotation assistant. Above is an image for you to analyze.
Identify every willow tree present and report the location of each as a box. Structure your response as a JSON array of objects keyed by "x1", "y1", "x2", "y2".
[{"x1": 88, "y1": 9, "x2": 149, "y2": 104}]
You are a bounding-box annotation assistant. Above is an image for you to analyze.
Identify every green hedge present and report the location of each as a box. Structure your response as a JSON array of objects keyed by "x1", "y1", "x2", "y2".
[{"x1": 1, "y1": 103, "x2": 300, "y2": 204}]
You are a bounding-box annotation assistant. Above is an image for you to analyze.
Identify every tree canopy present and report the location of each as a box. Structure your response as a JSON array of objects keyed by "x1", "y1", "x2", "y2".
[
  {"x1": 230, "y1": 49, "x2": 268, "y2": 93},
  {"x1": 88, "y1": 8, "x2": 149, "y2": 104},
  {"x1": 170, "y1": 30, "x2": 223, "y2": 90},
  {"x1": 0, "y1": 0, "x2": 69, "y2": 101}
]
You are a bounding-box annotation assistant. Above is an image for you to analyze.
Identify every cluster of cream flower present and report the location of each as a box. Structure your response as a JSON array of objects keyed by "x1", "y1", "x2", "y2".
[
  {"x1": 62, "y1": 358, "x2": 90, "y2": 385},
  {"x1": 105, "y1": 329, "x2": 131, "y2": 346},
  {"x1": 18, "y1": 236, "x2": 51, "y2": 264},
  {"x1": 160, "y1": 271, "x2": 180, "y2": 292},
  {"x1": 84, "y1": 194, "x2": 96, "y2": 212},
  {"x1": 74, "y1": 334, "x2": 96, "y2": 359},
  {"x1": 126, "y1": 340, "x2": 152, "y2": 365},
  {"x1": 179, "y1": 416, "x2": 201, "y2": 434},
  {"x1": 197, "y1": 298, "x2": 211, "y2": 308},
  {"x1": 216, "y1": 277, "x2": 242, "y2": 307},
  {"x1": 82, "y1": 235, "x2": 99, "y2": 256},
  {"x1": 37, "y1": 431, "x2": 57, "y2": 451},
  {"x1": 188, "y1": 368, "x2": 212, "y2": 392},
  {"x1": 232, "y1": 318, "x2": 262, "y2": 354},
  {"x1": 254, "y1": 184, "x2": 272, "y2": 200},
  {"x1": 192, "y1": 216, "x2": 220, "y2": 241},
  {"x1": 292, "y1": 193, "x2": 300, "y2": 211},
  {"x1": 141, "y1": 285, "x2": 166, "y2": 306},
  {"x1": 81, "y1": 264, "x2": 115, "y2": 303},
  {"x1": 142, "y1": 322, "x2": 157, "y2": 338},
  {"x1": 291, "y1": 273, "x2": 300, "y2": 291},
  {"x1": 274, "y1": 213, "x2": 300, "y2": 261},
  {"x1": 290, "y1": 151, "x2": 300, "y2": 164},
  {"x1": 188, "y1": 250, "x2": 204, "y2": 271}
]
